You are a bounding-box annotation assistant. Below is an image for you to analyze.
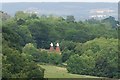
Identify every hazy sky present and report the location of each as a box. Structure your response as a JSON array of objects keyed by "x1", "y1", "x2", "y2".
[{"x1": 1, "y1": 0, "x2": 119, "y2": 3}]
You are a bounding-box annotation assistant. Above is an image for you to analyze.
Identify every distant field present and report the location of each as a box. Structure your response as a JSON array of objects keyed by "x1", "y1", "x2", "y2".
[{"x1": 39, "y1": 64, "x2": 100, "y2": 78}]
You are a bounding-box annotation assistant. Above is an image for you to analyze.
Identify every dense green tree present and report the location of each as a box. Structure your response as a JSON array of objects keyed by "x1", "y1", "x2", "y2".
[
  {"x1": 2, "y1": 42, "x2": 44, "y2": 78},
  {"x1": 22, "y1": 43, "x2": 41, "y2": 62},
  {"x1": 61, "y1": 49, "x2": 74, "y2": 62},
  {"x1": 38, "y1": 51, "x2": 49, "y2": 63},
  {"x1": 66, "y1": 15, "x2": 75, "y2": 22},
  {"x1": 74, "y1": 43, "x2": 83, "y2": 55},
  {"x1": 60, "y1": 40, "x2": 76, "y2": 51},
  {"x1": 102, "y1": 16, "x2": 118, "y2": 28},
  {"x1": 30, "y1": 14, "x2": 39, "y2": 19},
  {"x1": 15, "y1": 11, "x2": 29, "y2": 20},
  {"x1": 67, "y1": 54, "x2": 95, "y2": 75},
  {"x1": 67, "y1": 38, "x2": 119, "y2": 78},
  {"x1": 48, "y1": 53, "x2": 62, "y2": 65},
  {"x1": 28, "y1": 20, "x2": 51, "y2": 49},
  {"x1": 17, "y1": 18, "x2": 26, "y2": 25},
  {"x1": 38, "y1": 50, "x2": 62, "y2": 65}
]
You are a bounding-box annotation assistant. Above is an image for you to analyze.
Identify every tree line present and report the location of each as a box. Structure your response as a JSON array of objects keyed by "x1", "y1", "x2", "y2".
[{"x1": 1, "y1": 11, "x2": 119, "y2": 78}]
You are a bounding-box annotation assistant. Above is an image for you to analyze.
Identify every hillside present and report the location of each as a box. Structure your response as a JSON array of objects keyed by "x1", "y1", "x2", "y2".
[
  {"x1": 2, "y1": 10, "x2": 119, "y2": 78},
  {"x1": 39, "y1": 64, "x2": 99, "y2": 78}
]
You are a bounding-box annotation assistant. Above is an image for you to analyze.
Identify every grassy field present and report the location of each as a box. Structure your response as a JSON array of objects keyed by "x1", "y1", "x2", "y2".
[{"x1": 39, "y1": 64, "x2": 100, "y2": 78}]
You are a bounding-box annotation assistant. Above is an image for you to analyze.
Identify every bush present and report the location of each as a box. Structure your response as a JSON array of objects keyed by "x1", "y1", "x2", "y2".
[
  {"x1": 67, "y1": 38, "x2": 119, "y2": 78},
  {"x1": 38, "y1": 51, "x2": 62, "y2": 65},
  {"x1": 67, "y1": 54, "x2": 95, "y2": 75},
  {"x1": 48, "y1": 53, "x2": 62, "y2": 65},
  {"x1": 2, "y1": 43, "x2": 45, "y2": 78},
  {"x1": 61, "y1": 49, "x2": 74, "y2": 62}
]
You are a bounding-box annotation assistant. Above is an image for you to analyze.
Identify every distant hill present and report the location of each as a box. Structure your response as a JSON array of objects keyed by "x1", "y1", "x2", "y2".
[{"x1": 1, "y1": 2, "x2": 118, "y2": 20}]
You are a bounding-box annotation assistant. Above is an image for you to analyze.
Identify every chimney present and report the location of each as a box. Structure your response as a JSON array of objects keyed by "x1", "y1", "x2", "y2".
[
  {"x1": 55, "y1": 43, "x2": 60, "y2": 52},
  {"x1": 50, "y1": 43, "x2": 54, "y2": 51}
]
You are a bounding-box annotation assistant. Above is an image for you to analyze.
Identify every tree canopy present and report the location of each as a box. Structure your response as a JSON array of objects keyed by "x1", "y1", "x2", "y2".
[{"x1": 2, "y1": 11, "x2": 119, "y2": 78}]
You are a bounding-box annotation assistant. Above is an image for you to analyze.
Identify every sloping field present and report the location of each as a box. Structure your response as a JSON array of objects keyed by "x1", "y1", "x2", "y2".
[{"x1": 39, "y1": 64, "x2": 100, "y2": 78}]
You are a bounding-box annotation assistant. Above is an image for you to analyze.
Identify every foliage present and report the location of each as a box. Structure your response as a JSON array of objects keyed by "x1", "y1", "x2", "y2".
[
  {"x1": 38, "y1": 51, "x2": 62, "y2": 65},
  {"x1": 67, "y1": 54, "x2": 95, "y2": 75},
  {"x1": 67, "y1": 38, "x2": 119, "y2": 78},
  {"x1": 22, "y1": 43, "x2": 62, "y2": 65},
  {"x1": 102, "y1": 16, "x2": 118, "y2": 28},
  {"x1": 66, "y1": 15, "x2": 75, "y2": 22},
  {"x1": 2, "y1": 41, "x2": 44, "y2": 78},
  {"x1": 61, "y1": 49, "x2": 74, "y2": 62},
  {"x1": 2, "y1": 11, "x2": 119, "y2": 78}
]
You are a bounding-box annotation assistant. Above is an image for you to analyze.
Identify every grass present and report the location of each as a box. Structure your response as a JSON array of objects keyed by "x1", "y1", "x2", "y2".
[{"x1": 39, "y1": 64, "x2": 100, "y2": 78}]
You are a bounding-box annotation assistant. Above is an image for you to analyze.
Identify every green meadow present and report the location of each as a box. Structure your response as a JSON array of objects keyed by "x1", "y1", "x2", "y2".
[{"x1": 39, "y1": 64, "x2": 99, "y2": 78}]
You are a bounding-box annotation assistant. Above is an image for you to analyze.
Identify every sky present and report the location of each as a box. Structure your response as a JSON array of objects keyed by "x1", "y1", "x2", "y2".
[{"x1": 1, "y1": 0, "x2": 119, "y2": 3}]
